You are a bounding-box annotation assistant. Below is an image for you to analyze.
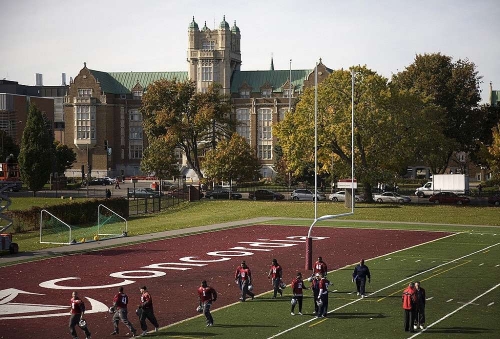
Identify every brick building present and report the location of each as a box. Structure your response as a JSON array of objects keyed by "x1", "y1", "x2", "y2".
[{"x1": 64, "y1": 17, "x2": 331, "y2": 180}]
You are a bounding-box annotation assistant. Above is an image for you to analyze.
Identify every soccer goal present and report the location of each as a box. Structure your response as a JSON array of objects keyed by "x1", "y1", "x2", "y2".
[
  {"x1": 97, "y1": 204, "x2": 128, "y2": 239},
  {"x1": 40, "y1": 209, "x2": 73, "y2": 245}
]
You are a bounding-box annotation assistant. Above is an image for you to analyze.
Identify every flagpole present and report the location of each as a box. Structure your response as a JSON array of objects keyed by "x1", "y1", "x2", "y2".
[{"x1": 289, "y1": 59, "x2": 292, "y2": 111}]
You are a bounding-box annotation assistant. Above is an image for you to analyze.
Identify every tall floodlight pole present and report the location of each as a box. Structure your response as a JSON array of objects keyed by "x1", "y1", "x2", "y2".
[
  {"x1": 289, "y1": 59, "x2": 292, "y2": 112},
  {"x1": 305, "y1": 66, "x2": 356, "y2": 271}
]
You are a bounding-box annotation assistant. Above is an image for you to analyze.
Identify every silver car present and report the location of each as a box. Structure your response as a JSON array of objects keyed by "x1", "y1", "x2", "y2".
[
  {"x1": 373, "y1": 192, "x2": 411, "y2": 203},
  {"x1": 329, "y1": 191, "x2": 364, "y2": 202},
  {"x1": 291, "y1": 189, "x2": 326, "y2": 201}
]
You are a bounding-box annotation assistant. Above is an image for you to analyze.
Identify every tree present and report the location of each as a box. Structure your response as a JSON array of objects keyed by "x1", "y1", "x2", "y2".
[
  {"x1": 392, "y1": 53, "x2": 483, "y2": 172},
  {"x1": 141, "y1": 80, "x2": 233, "y2": 180},
  {"x1": 54, "y1": 141, "x2": 76, "y2": 175},
  {"x1": 487, "y1": 123, "x2": 500, "y2": 179},
  {"x1": 140, "y1": 137, "x2": 180, "y2": 180},
  {"x1": 0, "y1": 130, "x2": 19, "y2": 162},
  {"x1": 275, "y1": 66, "x2": 445, "y2": 200},
  {"x1": 18, "y1": 104, "x2": 54, "y2": 195},
  {"x1": 203, "y1": 133, "x2": 261, "y2": 189}
]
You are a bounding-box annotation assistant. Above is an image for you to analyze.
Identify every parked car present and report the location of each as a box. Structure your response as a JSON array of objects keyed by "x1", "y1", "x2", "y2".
[
  {"x1": 428, "y1": 192, "x2": 470, "y2": 205},
  {"x1": 488, "y1": 193, "x2": 500, "y2": 206},
  {"x1": 127, "y1": 188, "x2": 162, "y2": 198},
  {"x1": 205, "y1": 189, "x2": 242, "y2": 200},
  {"x1": 373, "y1": 192, "x2": 411, "y2": 203},
  {"x1": 328, "y1": 191, "x2": 364, "y2": 202},
  {"x1": 104, "y1": 176, "x2": 118, "y2": 184},
  {"x1": 248, "y1": 189, "x2": 285, "y2": 201},
  {"x1": 88, "y1": 178, "x2": 112, "y2": 186},
  {"x1": 291, "y1": 189, "x2": 326, "y2": 201}
]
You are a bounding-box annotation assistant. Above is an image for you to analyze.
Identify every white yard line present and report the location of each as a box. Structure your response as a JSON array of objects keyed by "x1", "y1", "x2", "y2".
[
  {"x1": 408, "y1": 283, "x2": 500, "y2": 338},
  {"x1": 267, "y1": 241, "x2": 500, "y2": 339}
]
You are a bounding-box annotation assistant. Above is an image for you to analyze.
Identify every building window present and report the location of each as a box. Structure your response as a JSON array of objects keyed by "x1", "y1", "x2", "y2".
[
  {"x1": 75, "y1": 105, "x2": 95, "y2": 140},
  {"x1": 283, "y1": 89, "x2": 293, "y2": 98},
  {"x1": 78, "y1": 88, "x2": 92, "y2": 97},
  {"x1": 240, "y1": 89, "x2": 250, "y2": 98},
  {"x1": 201, "y1": 60, "x2": 213, "y2": 81},
  {"x1": 279, "y1": 108, "x2": 287, "y2": 122},
  {"x1": 258, "y1": 144, "x2": 272, "y2": 160},
  {"x1": 129, "y1": 127, "x2": 143, "y2": 140},
  {"x1": 132, "y1": 90, "x2": 143, "y2": 99},
  {"x1": 129, "y1": 144, "x2": 143, "y2": 159},
  {"x1": 236, "y1": 108, "x2": 250, "y2": 142},
  {"x1": 202, "y1": 41, "x2": 215, "y2": 50},
  {"x1": 129, "y1": 110, "x2": 142, "y2": 121},
  {"x1": 262, "y1": 89, "x2": 272, "y2": 98},
  {"x1": 258, "y1": 108, "x2": 272, "y2": 140}
]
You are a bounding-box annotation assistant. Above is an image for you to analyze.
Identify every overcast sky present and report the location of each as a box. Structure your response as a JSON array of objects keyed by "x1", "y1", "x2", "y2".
[{"x1": 1, "y1": 0, "x2": 499, "y2": 102}]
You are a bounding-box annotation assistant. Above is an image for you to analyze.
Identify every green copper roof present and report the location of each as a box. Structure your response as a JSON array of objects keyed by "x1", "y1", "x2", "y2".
[
  {"x1": 230, "y1": 69, "x2": 313, "y2": 93},
  {"x1": 189, "y1": 16, "x2": 199, "y2": 30},
  {"x1": 220, "y1": 15, "x2": 229, "y2": 30},
  {"x1": 89, "y1": 70, "x2": 188, "y2": 94}
]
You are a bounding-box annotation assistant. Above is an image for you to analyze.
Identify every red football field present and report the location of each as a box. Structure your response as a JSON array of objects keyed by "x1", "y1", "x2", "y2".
[{"x1": 0, "y1": 225, "x2": 450, "y2": 339}]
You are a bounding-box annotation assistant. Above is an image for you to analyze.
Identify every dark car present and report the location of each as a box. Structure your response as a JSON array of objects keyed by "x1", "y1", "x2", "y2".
[
  {"x1": 429, "y1": 192, "x2": 470, "y2": 205},
  {"x1": 205, "y1": 189, "x2": 242, "y2": 200},
  {"x1": 248, "y1": 189, "x2": 285, "y2": 201},
  {"x1": 88, "y1": 178, "x2": 112, "y2": 186},
  {"x1": 127, "y1": 188, "x2": 162, "y2": 198},
  {"x1": 488, "y1": 193, "x2": 500, "y2": 206}
]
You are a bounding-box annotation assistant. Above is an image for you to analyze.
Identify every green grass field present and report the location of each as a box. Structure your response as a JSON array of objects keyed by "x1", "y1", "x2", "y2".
[{"x1": 3, "y1": 198, "x2": 500, "y2": 338}]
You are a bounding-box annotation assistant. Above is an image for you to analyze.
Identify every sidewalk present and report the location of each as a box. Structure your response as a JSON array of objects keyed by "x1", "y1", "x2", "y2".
[{"x1": 0, "y1": 217, "x2": 282, "y2": 266}]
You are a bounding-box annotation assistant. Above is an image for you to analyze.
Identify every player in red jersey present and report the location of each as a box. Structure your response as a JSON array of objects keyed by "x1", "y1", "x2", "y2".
[
  {"x1": 313, "y1": 256, "x2": 328, "y2": 277},
  {"x1": 197, "y1": 280, "x2": 218, "y2": 326},
  {"x1": 110, "y1": 287, "x2": 136, "y2": 336},
  {"x1": 316, "y1": 272, "x2": 330, "y2": 318},
  {"x1": 69, "y1": 291, "x2": 91, "y2": 339},
  {"x1": 235, "y1": 261, "x2": 255, "y2": 301},
  {"x1": 138, "y1": 286, "x2": 159, "y2": 336},
  {"x1": 268, "y1": 258, "x2": 283, "y2": 298},
  {"x1": 290, "y1": 272, "x2": 307, "y2": 315}
]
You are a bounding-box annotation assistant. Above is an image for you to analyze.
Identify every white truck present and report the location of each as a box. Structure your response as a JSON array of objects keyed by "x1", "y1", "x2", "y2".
[{"x1": 415, "y1": 174, "x2": 470, "y2": 197}]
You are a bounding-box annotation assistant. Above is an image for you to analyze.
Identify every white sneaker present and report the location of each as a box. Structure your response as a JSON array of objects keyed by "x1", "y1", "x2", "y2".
[
  {"x1": 298, "y1": 312, "x2": 303, "y2": 315},
  {"x1": 414, "y1": 325, "x2": 418, "y2": 330},
  {"x1": 291, "y1": 312, "x2": 294, "y2": 315},
  {"x1": 141, "y1": 331, "x2": 148, "y2": 336},
  {"x1": 420, "y1": 325, "x2": 425, "y2": 330},
  {"x1": 356, "y1": 292, "x2": 360, "y2": 296},
  {"x1": 154, "y1": 327, "x2": 159, "y2": 332}
]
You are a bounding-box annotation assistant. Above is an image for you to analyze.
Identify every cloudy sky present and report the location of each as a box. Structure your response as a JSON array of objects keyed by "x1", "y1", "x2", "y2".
[{"x1": 1, "y1": 0, "x2": 499, "y2": 102}]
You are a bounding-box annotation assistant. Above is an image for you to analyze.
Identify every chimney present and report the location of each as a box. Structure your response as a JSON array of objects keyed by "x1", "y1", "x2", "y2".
[
  {"x1": 62, "y1": 73, "x2": 67, "y2": 86},
  {"x1": 35, "y1": 73, "x2": 43, "y2": 86}
]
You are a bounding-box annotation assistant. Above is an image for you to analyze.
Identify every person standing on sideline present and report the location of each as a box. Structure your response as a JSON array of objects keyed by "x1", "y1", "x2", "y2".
[
  {"x1": 138, "y1": 286, "x2": 159, "y2": 336},
  {"x1": 235, "y1": 261, "x2": 254, "y2": 301},
  {"x1": 197, "y1": 280, "x2": 217, "y2": 327},
  {"x1": 268, "y1": 258, "x2": 283, "y2": 298},
  {"x1": 290, "y1": 272, "x2": 306, "y2": 315},
  {"x1": 402, "y1": 282, "x2": 417, "y2": 333},
  {"x1": 316, "y1": 273, "x2": 330, "y2": 318},
  {"x1": 310, "y1": 273, "x2": 321, "y2": 315},
  {"x1": 110, "y1": 287, "x2": 136, "y2": 336},
  {"x1": 69, "y1": 291, "x2": 91, "y2": 339},
  {"x1": 352, "y1": 259, "x2": 371, "y2": 297},
  {"x1": 313, "y1": 256, "x2": 328, "y2": 277},
  {"x1": 414, "y1": 281, "x2": 426, "y2": 330}
]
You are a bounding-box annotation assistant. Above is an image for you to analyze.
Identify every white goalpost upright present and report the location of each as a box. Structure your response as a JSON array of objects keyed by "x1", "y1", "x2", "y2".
[
  {"x1": 305, "y1": 67, "x2": 356, "y2": 270},
  {"x1": 97, "y1": 204, "x2": 128, "y2": 238},
  {"x1": 40, "y1": 209, "x2": 73, "y2": 245}
]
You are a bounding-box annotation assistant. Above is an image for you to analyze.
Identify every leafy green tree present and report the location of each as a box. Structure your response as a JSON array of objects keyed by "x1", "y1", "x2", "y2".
[
  {"x1": 18, "y1": 104, "x2": 54, "y2": 195},
  {"x1": 275, "y1": 66, "x2": 445, "y2": 200},
  {"x1": 487, "y1": 123, "x2": 500, "y2": 179},
  {"x1": 54, "y1": 141, "x2": 76, "y2": 175},
  {"x1": 392, "y1": 53, "x2": 482, "y2": 172},
  {"x1": 140, "y1": 137, "x2": 180, "y2": 180},
  {"x1": 203, "y1": 133, "x2": 261, "y2": 189},
  {"x1": 0, "y1": 130, "x2": 19, "y2": 162},
  {"x1": 141, "y1": 80, "x2": 233, "y2": 180}
]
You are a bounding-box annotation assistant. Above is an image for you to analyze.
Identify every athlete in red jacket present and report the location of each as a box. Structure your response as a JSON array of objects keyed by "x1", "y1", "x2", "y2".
[
  {"x1": 198, "y1": 280, "x2": 218, "y2": 327},
  {"x1": 69, "y1": 291, "x2": 92, "y2": 339},
  {"x1": 290, "y1": 272, "x2": 307, "y2": 315},
  {"x1": 402, "y1": 282, "x2": 417, "y2": 333}
]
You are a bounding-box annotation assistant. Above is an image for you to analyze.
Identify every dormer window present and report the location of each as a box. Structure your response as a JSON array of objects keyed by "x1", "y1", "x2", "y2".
[
  {"x1": 262, "y1": 89, "x2": 272, "y2": 98},
  {"x1": 202, "y1": 41, "x2": 215, "y2": 50},
  {"x1": 132, "y1": 90, "x2": 143, "y2": 99},
  {"x1": 78, "y1": 88, "x2": 92, "y2": 97},
  {"x1": 240, "y1": 89, "x2": 250, "y2": 98}
]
